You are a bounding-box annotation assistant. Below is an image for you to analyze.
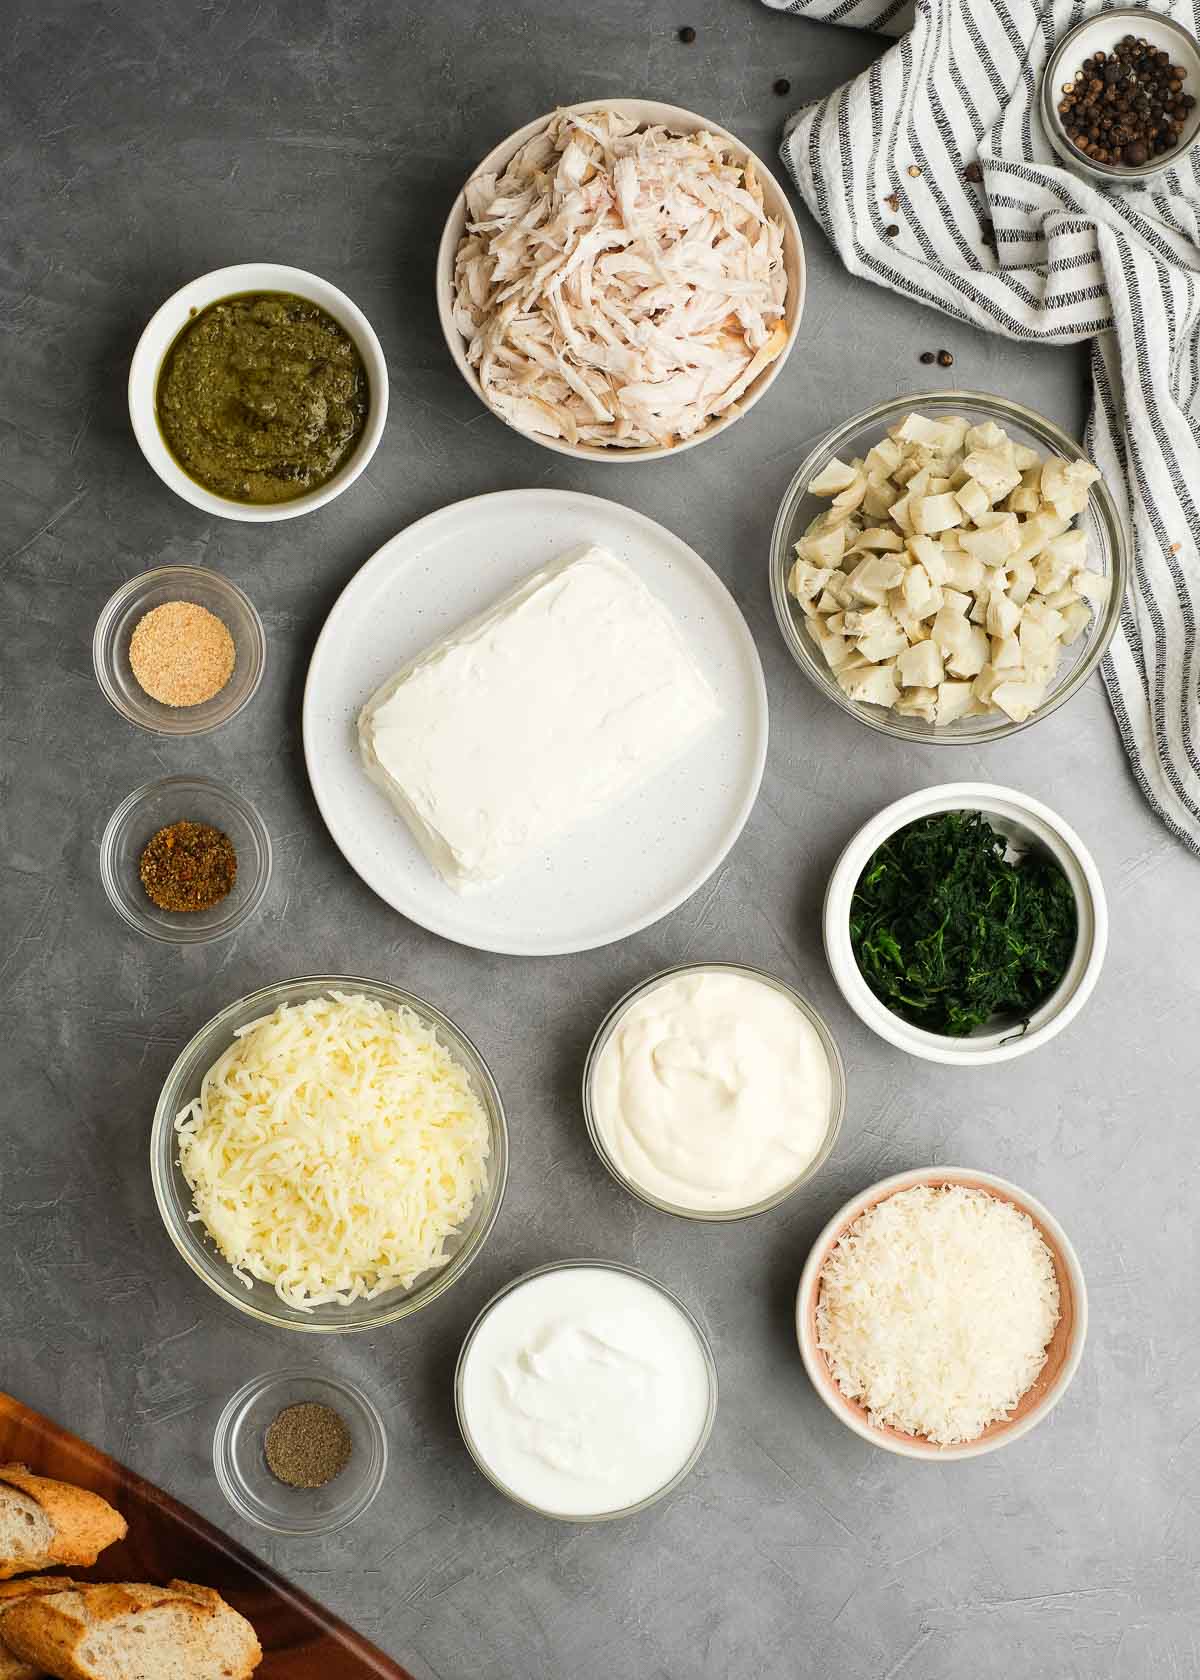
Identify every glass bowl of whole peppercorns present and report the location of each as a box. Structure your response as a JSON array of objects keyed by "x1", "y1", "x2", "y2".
[{"x1": 1042, "y1": 11, "x2": 1200, "y2": 182}]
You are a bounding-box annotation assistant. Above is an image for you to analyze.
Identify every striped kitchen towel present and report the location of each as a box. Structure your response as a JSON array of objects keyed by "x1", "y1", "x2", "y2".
[{"x1": 766, "y1": 0, "x2": 1200, "y2": 855}]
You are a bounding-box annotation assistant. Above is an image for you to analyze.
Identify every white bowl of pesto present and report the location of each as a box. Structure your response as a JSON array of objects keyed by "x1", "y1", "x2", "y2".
[{"x1": 128, "y1": 262, "x2": 388, "y2": 523}]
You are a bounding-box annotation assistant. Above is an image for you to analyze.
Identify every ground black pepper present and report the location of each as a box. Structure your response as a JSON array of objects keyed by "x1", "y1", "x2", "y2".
[
  {"x1": 265, "y1": 1403, "x2": 353, "y2": 1490},
  {"x1": 139, "y1": 821, "x2": 237, "y2": 913},
  {"x1": 1057, "y1": 34, "x2": 1193, "y2": 167}
]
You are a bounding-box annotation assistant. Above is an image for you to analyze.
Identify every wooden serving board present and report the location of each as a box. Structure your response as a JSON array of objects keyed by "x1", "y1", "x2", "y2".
[{"x1": 0, "y1": 1392, "x2": 413, "y2": 1680}]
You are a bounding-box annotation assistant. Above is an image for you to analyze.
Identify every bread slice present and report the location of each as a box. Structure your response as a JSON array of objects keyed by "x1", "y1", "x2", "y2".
[
  {"x1": 0, "y1": 1575, "x2": 73, "y2": 1680},
  {"x1": 0, "y1": 1469, "x2": 126, "y2": 1581},
  {"x1": 0, "y1": 1579, "x2": 262, "y2": 1680}
]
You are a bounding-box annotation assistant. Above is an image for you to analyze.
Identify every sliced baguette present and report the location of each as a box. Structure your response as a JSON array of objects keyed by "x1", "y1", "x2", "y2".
[
  {"x1": 0, "y1": 1470, "x2": 126, "y2": 1581},
  {"x1": 0, "y1": 1575, "x2": 74, "y2": 1680},
  {"x1": 1, "y1": 1579, "x2": 262, "y2": 1680}
]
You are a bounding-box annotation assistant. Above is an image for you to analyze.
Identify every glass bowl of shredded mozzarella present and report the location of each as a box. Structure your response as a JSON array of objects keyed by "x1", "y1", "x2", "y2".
[
  {"x1": 151, "y1": 976, "x2": 508, "y2": 1332},
  {"x1": 769, "y1": 390, "x2": 1127, "y2": 741}
]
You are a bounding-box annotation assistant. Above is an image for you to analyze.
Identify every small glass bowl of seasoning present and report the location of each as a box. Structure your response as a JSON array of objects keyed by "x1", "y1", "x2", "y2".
[
  {"x1": 1041, "y1": 12, "x2": 1200, "y2": 183},
  {"x1": 213, "y1": 1369, "x2": 388, "y2": 1536},
  {"x1": 100, "y1": 774, "x2": 271, "y2": 944},
  {"x1": 129, "y1": 262, "x2": 388, "y2": 523},
  {"x1": 94, "y1": 565, "x2": 265, "y2": 736}
]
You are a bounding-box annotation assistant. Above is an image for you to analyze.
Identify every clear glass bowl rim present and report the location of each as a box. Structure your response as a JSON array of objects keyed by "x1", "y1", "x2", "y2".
[
  {"x1": 212, "y1": 1366, "x2": 389, "y2": 1535},
  {"x1": 453, "y1": 1257, "x2": 719, "y2": 1521},
  {"x1": 92, "y1": 564, "x2": 266, "y2": 736},
  {"x1": 151, "y1": 974, "x2": 509, "y2": 1331},
  {"x1": 768, "y1": 388, "x2": 1129, "y2": 744},
  {"x1": 99, "y1": 773, "x2": 273, "y2": 945},
  {"x1": 582, "y1": 962, "x2": 846, "y2": 1220}
]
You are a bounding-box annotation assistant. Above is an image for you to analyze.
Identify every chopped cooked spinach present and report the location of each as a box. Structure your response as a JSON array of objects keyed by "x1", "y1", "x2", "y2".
[{"x1": 849, "y1": 810, "x2": 1077, "y2": 1036}]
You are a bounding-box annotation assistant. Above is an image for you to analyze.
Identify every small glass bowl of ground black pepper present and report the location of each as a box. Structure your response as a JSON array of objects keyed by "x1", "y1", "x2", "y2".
[
  {"x1": 94, "y1": 566, "x2": 265, "y2": 736},
  {"x1": 100, "y1": 774, "x2": 272, "y2": 943},
  {"x1": 213, "y1": 1369, "x2": 388, "y2": 1535},
  {"x1": 1042, "y1": 11, "x2": 1200, "y2": 184}
]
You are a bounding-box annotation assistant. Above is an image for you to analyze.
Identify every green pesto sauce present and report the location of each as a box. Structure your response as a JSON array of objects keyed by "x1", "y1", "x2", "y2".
[{"x1": 155, "y1": 291, "x2": 369, "y2": 504}]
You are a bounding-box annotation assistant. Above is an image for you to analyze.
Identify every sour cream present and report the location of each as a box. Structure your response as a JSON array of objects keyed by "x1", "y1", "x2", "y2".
[
  {"x1": 457, "y1": 1264, "x2": 713, "y2": 1517},
  {"x1": 589, "y1": 968, "x2": 833, "y2": 1214}
]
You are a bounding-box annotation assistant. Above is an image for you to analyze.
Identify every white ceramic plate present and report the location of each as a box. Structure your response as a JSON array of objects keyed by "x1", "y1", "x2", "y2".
[{"x1": 303, "y1": 490, "x2": 768, "y2": 955}]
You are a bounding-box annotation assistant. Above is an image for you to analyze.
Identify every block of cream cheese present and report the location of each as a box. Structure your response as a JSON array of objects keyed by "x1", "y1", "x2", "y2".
[{"x1": 358, "y1": 544, "x2": 721, "y2": 891}]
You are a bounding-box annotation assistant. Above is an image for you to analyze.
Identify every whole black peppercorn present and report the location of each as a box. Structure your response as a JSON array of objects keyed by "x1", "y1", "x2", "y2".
[
  {"x1": 678, "y1": 25, "x2": 696, "y2": 43},
  {"x1": 885, "y1": 223, "x2": 899, "y2": 238},
  {"x1": 773, "y1": 77, "x2": 791, "y2": 96},
  {"x1": 964, "y1": 160, "x2": 983, "y2": 182},
  {"x1": 919, "y1": 350, "x2": 936, "y2": 364},
  {"x1": 937, "y1": 348, "x2": 954, "y2": 367}
]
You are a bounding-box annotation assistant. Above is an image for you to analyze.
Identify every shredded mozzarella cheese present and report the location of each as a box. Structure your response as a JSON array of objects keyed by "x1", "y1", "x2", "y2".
[
  {"x1": 816, "y1": 1184, "x2": 1060, "y2": 1445},
  {"x1": 175, "y1": 992, "x2": 491, "y2": 1310}
]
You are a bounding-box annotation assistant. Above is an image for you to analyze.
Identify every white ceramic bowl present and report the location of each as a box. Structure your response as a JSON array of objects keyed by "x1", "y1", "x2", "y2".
[
  {"x1": 129, "y1": 263, "x2": 389, "y2": 522},
  {"x1": 436, "y1": 100, "x2": 805, "y2": 462},
  {"x1": 823, "y1": 783, "x2": 1107, "y2": 1065},
  {"x1": 797, "y1": 1166, "x2": 1088, "y2": 1461},
  {"x1": 1041, "y1": 10, "x2": 1200, "y2": 185}
]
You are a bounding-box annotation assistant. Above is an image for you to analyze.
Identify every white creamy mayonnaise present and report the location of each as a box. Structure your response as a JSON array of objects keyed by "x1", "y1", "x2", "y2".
[
  {"x1": 590, "y1": 969, "x2": 832, "y2": 1213},
  {"x1": 458, "y1": 1265, "x2": 712, "y2": 1517}
]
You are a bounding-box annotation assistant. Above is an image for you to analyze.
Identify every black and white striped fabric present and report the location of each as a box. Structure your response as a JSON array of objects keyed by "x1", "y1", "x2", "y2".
[{"x1": 766, "y1": 0, "x2": 1200, "y2": 855}]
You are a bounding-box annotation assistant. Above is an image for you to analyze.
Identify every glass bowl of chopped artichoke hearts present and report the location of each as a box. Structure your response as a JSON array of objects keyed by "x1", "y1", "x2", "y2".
[
  {"x1": 151, "y1": 976, "x2": 508, "y2": 1331},
  {"x1": 769, "y1": 392, "x2": 1127, "y2": 741}
]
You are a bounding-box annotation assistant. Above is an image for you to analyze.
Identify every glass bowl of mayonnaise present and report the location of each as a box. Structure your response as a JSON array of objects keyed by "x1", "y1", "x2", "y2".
[{"x1": 583, "y1": 962, "x2": 846, "y2": 1221}]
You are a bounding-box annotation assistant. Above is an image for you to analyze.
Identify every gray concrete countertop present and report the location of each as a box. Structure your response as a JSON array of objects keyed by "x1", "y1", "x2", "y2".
[{"x1": 3, "y1": 3, "x2": 1198, "y2": 1676}]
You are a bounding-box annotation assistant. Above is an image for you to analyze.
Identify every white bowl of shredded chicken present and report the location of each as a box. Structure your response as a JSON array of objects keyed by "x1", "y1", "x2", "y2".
[
  {"x1": 151, "y1": 976, "x2": 507, "y2": 1332},
  {"x1": 438, "y1": 101, "x2": 804, "y2": 459},
  {"x1": 796, "y1": 1168, "x2": 1088, "y2": 1459}
]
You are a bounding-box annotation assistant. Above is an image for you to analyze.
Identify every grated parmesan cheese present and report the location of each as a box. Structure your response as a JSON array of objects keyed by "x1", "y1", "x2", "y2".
[
  {"x1": 175, "y1": 991, "x2": 490, "y2": 1310},
  {"x1": 816, "y1": 1184, "x2": 1060, "y2": 1445}
]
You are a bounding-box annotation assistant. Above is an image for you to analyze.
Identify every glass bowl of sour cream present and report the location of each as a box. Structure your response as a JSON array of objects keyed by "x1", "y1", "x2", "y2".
[
  {"x1": 582, "y1": 962, "x2": 846, "y2": 1220},
  {"x1": 455, "y1": 1259, "x2": 717, "y2": 1520}
]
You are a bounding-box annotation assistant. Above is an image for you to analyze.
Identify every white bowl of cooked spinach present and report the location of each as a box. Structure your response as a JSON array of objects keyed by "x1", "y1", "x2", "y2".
[
  {"x1": 129, "y1": 263, "x2": 388, "y2": 522},
  {"x1": 823, "y1": 784, "x2": 1107, "y2": 1065}
]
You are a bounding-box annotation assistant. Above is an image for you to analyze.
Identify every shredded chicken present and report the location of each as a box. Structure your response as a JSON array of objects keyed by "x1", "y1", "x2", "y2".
[{"x1": 452, "y1": 107, "x2": 790, "y2": 450}]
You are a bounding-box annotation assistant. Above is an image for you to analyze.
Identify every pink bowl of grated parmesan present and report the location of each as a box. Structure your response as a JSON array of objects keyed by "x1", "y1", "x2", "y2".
[{"x1": 796, "y1": 1167, "x2": 1088, "y2": 1460}]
